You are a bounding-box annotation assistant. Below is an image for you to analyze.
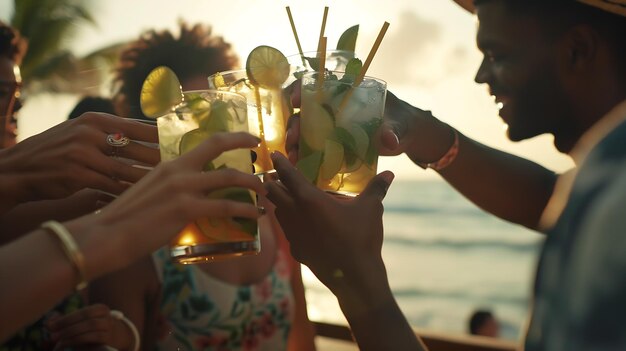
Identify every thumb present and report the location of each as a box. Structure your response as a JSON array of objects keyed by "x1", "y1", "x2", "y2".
[
  {"x1": 379, "y1": 123, "x2": 400, "y2": 154},
  {"x1": 358, "y1": 171, "x2": 394, "y2": 202}
]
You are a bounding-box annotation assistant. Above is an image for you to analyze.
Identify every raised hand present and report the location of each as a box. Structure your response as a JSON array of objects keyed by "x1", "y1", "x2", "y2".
[
  {"x1": 0, "y1": 113, "x2": 160, "y2": 207},
  {"x1": 264, "y1": 151, "x2": 393, "y2": 292},
  {"x1": 67, "y1": 131, "x2": 267, "y2": 279}
]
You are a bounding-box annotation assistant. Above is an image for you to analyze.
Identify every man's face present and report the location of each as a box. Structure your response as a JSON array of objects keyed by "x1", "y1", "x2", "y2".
[
  {"x1": 474, "y1": 2, "x2": 570, "y2": 142},
  {"x1": 0, "y1": 57, "x2": 22, "y2": 148}
]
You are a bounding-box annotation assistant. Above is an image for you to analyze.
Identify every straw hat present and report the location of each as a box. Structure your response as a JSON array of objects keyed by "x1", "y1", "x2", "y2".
[{"x1": 452, "y1": 0, "x2": 626, "y2": 17}]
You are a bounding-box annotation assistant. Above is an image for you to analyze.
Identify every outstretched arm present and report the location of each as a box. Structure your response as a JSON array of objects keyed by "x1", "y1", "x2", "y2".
[
  {"x1": 0, "y1": 132, "x2": 265, "y2": 341},
  {"x1": 380, "y1": 92, "x2": 558, "y2": 230},
  {"x1": 266, "y1": 152, "x2": 428, "y2": 351},
  {"x1": 0, "y1": 189, "x2": 112, "y2": 245}
]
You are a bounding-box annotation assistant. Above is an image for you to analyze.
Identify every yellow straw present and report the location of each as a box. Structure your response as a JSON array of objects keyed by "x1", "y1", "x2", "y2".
[
  {"x1": 286, "y1": 6, "x2": 306, "y2": 66},
  {"x1": 353, "y1": 21, "x2": 389, "y2": 87},
  {"x1": 316, "y1": 36, "x2": 327, "y2": 101},
  {"x1": 338, "y1": 22, "x2": 390, "y2": 112},
  {"x1": 316, "y1": 7, "x2": 329, "y2": 58}
]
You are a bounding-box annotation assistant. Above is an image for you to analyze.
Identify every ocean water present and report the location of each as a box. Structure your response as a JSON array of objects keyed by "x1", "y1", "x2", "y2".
[{"x1": 302, "y1": 179, "x2": 544, "y2": 341}]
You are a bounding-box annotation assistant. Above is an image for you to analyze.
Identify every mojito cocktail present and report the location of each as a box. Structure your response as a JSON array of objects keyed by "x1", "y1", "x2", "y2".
[
  {"x1": 298, "y1": 70, "x2": 387, "y2": 195},
  {"x1": 208, "y1": 70, "x2": 289, "y2": 174},
  {"x1": 157, "y1": 90, "x2": 259, "y2": 263}
]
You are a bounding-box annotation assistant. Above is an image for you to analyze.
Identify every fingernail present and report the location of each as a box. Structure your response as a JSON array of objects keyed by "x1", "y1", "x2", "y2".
[
  {"x1": 270, "y1": 151, "x2": 280, "y2": 162},
  {"x1": 392, "y1": 131, "x2": 400, "y2": 145}
]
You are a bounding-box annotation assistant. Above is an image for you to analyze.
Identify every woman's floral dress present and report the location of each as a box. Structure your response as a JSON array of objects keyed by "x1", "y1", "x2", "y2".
[{"x1": 151, "y1": 246, "x2": 295, "y2": 351}]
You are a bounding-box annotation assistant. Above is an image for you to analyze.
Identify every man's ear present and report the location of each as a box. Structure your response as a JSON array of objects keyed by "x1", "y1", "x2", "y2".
[{"x1": 562, "y1": 24, "x2": 599, "y2": 72}]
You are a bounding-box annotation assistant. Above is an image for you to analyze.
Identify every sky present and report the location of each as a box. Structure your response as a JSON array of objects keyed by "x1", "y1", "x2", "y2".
[{"x1": 0, "y1": 0, "x2": 575, "y2": 180}]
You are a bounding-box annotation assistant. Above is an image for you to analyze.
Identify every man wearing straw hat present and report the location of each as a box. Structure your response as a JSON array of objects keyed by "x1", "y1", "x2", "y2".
[{"x1": 267, "y1": 0, "x2": 626, "y2": 350}]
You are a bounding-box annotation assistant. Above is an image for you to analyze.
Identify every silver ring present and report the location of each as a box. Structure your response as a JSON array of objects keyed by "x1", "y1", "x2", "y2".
[{"x1": 106, "y1": 133, "x2": 130, "y2": 148}]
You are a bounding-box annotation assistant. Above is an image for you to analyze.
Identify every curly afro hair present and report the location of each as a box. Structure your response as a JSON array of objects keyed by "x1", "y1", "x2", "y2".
[{"x1": 113, "y1": 22, "x2": 239, "y2": 119}]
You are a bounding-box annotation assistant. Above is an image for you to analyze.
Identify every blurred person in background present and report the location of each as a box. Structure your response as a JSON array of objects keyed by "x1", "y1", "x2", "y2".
[
  {"x1": 68, "y1": 96, "x2": 116, "y2": 120},
  {"x1": 468, "y1": 309, "x2": 500, "y2": 338}
]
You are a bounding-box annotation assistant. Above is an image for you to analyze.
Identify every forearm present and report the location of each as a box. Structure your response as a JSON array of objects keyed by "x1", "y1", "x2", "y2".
[
  {"x1": 437, "y1": 133, "x2": 557, "y2": 229},
  {"x1": 288, "y1": 263, "x2": 317, "y2": 351},
  {"x1": 330, "y1": 259, "x2": 427, "y2": 351},
  {"x1": 0, "y1": 216, "x2": 123, "y2": 342},
  {"x1": 0, "y1": 147, "x2": 29, "y2": 214},
  {"x1": 0, "y1": 190, "x2": 107, "y2": 245},
  {"x1": 404, "y1": 106, "x2": 557, "y2": 230},
  {"x1": 0, "y1": 229, "x2": 78, "y2": 341}
]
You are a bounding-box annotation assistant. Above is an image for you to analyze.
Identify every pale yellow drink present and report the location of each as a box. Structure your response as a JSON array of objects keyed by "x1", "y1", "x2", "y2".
[
  {"x1": 298, "y1": 70, "x2": 387, "y2": 196},
  {"x1": 157, "y1": 90, "x2": 259, "y2": 263},
  {"x1": 208, "y1": 70, "x2": 290, "y2": 174}
]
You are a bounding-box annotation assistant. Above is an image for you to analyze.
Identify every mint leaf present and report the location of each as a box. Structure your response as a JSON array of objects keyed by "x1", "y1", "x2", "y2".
[
  {"x1": 336, "y1": 25, "x2": 359, "y2": 52},
  {"x1": 304, "y1": 56, "x2": 320, "y2": 71},
  {"x1": 345, "y1": 58, "x2": 362, "y2": 77}
]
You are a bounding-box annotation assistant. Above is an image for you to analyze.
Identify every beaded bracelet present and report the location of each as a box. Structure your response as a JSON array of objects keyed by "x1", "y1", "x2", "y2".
[
  {"x1": 417, "y1": 127, "x2": 460, "y2": 171},
  {"x1": 110, "y1": 310, "x2": 140, "y2": 351},
  {"x1": 41, "y1": 221, "x2": 88, "y2": 291}
]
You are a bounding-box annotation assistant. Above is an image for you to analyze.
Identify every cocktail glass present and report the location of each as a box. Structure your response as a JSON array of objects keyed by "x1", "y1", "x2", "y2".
[
  {"x1": 208, "y1": 70, "x2": 288, "y2": 174},
  {"x1": 297, "y1": 70, "x2": 387, "y2": 196},
  {"x1": 157, "y1": 90, "x2": 259, "y2": 263},
  {"x1": 207, "y1": 51, "x2": 355, "y2": 174}
]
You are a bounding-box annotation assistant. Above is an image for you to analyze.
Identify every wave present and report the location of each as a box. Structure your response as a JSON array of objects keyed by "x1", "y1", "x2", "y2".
[
  {"x1": 384, "y1": 205, "x2": 484, "y2": 216},
  {"x1": 391, "y1": 287, "x2": 528, "y2": 306},
  {"x1": 305, "y1": 284, "x2": 528, "y2": 307},
  {"x1": 383, "y1": 236, "x2": 541, "y2": 253}
]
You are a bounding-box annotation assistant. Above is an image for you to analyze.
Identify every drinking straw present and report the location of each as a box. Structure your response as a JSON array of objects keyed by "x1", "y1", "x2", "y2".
[
  {"x1": 316, "y1": 7, "x2": 329, "y2": 57},
  {"x1": 338, "y1": 21, "x2": 390, "y2": 113},
  {"x1": 286, "y1": 6, "x2": 306, "y2": 66},
  {"x1": 316, "y1": 36, "x2": 327, "y2": 101}
]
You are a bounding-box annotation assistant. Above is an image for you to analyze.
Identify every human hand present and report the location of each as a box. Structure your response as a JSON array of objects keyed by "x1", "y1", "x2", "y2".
[
  {"x1": 67, "y1": 132, "x2": 267, "y2": 279},
  {"x1": 264, "y1": 152, "x2": 394, "y2": 294},
  {"x1": 0, "y1": 113, "x2": 160, "y2": 204},
  {"x1": 379, "y1": 92, "x2": 455, "y2": 164},
  {"x1": 46, "y1": 304, "x2": 134, "y2": 351}
]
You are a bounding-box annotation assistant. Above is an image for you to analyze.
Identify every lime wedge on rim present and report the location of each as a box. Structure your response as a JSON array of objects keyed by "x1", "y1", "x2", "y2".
[
  {"x1": 140, "y1": 66, "x2": 183, "y2": 118},
  {"x1": 246, "y1": 45, "x2": 290, "y2": 89}
]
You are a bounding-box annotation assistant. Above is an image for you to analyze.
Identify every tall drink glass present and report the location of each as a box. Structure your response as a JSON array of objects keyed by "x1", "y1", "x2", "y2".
[
  {"x1": 208, "y1": 51, "x2": 355, "y2": 174},
  {"x1": 157, "y1": 90, "x2": 259, "y2": 263},
  {"x1": 298, "y1": 70, "x2": 387, "y2": 196},
  {"x1": 208, "y1": 70, "x2": 288, "y2": 175}
]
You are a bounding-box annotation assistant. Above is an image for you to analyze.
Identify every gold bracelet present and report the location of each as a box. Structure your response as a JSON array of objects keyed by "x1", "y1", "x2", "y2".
[{"x1": 41, "y1": 221, "x2": 88, "y2": 291}]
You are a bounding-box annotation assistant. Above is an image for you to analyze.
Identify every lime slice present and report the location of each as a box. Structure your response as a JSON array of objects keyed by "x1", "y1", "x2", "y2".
[
  {"x1": 296, "y1": 150, "x2": 323, "y2": 183},
  {"x1": 246, "y1": 45, "x2": 290, "y2": 89},
  {"x1": 140, "y1": 66, "x2": 183, "y2": 118},
  {"x1": 195, "y1": 217, "x2": 255, "y2": 242},
  {"x1": 180, "y1": 128, "x2": 214, "y2": 171},
  {"x1": 301, "y1": 102, "x2": 335, "y2": 151},
  {"x1": 320, "y1": 140, "x2": 344, "y2": 180},
  {"x1": 179, "y1": 128, "x2": 208, "y2": 154},
  {"x1": 207, "y1": 187, "x2": 257, "y2": 238},
  {"x1": 209, "y1": 72, "x2": 227, "y2": 89}
]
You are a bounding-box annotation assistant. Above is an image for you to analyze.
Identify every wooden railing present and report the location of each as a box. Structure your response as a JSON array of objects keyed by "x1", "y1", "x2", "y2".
[{"x1": 314, "y1": 321, "x2": 519, "y2": 351}]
